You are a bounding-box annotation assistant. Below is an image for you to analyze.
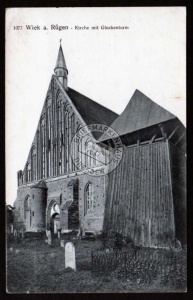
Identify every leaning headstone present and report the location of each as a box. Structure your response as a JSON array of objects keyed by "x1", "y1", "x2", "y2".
[
  {"x1": 65, "y1": 242, "x2": 76, "y2": 271},
  {"x1": 47, "y1": 230, "x2": 52, "y2": 245},
  {"x1": 60, "y1": 240, "x2": 65, "y2": 247}
]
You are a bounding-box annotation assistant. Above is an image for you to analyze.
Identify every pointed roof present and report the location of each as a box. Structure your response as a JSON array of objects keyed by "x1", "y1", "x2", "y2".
[
  {"x1": 66, "y1": 88, "x2": 118, "y2": 139},
  {"x1": 55, "y1": 45, "x2": 68, "y2": 71},
  {"x1": 99, "y1": 89, "x2": 176, "y2": 141}
]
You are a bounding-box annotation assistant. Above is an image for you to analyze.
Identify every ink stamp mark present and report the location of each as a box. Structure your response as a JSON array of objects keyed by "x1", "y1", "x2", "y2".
[{"x1": 71, "y1": 124, "x2": 123, "y2": 176}]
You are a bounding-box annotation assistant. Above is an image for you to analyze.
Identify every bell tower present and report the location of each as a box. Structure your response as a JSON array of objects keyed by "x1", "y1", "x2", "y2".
[{"x1": 54, "y1": 40, "x2": 68, "y2": 90}]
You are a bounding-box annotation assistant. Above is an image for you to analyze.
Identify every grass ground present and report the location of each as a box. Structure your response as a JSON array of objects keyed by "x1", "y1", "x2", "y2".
[{"x1": 6, "y1": 235, "x2": 186, "y2": 293}]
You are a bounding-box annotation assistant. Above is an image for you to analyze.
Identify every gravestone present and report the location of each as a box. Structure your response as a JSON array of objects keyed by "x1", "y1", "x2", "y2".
[
  {"x1": 47, "y1": 230, "x2": 52, "y2": 245},
  {"x1": 65, "y1": 242, "x2": 76, "y2": 271},
  {"x1": 58, "y1": 230, "x2": 61, "y2": 239},
  {"x1": 60, "y1": 240, "x2": 65, "y2": 247},
  {"x1": 11, "y1": 225, "x2": 13, "y2": 234}
]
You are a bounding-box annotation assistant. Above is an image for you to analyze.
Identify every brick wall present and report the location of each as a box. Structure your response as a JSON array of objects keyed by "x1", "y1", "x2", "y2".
[{"x1": 14, "y1": 171, "x2": 107, "y2": 233}]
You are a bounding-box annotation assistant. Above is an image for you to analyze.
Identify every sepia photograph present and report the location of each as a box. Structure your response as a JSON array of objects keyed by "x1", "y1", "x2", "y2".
[{"x1": 6, "y1": 7, "x2": 186, "y2": 293}]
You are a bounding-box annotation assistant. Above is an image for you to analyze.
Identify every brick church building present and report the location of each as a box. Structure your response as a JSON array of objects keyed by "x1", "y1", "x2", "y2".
[{"x1": 13, "y1": 44, "x2": 186, "y2": 248}]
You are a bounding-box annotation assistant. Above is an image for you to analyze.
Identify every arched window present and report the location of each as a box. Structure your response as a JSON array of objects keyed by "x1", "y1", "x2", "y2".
[
  {"x1": 24, "y1": 195, "x2": 30, "y2": 219},
  {"x1": 84, "y1": 182, "x2": 94, "y2": 215},
  {"x1": 27, "y1": 163, "x2": 31, "y2": 182}
]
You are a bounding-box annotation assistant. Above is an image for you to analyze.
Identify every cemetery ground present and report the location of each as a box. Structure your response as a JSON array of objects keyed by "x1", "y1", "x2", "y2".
[{"x1": 6, "y1": 233, "x2": 187, "y2": 293}]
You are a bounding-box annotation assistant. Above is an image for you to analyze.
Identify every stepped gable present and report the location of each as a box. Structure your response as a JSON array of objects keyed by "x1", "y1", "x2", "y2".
[
  {"x1": 67, "y1": 88, "x2": 118, "y2": 139},
  {"x1": 99, "y1": 89, "x2": 176, "y2": 141},
  {"x1": 31, "y1": 180, "x2": 47, "y2": 189}
]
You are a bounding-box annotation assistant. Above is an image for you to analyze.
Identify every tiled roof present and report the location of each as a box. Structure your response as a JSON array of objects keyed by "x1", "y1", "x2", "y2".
[
  {"x1": 99, "y1": 89, "x2": 176, "y2": 141},
  {"x1": 67, "y1": 88, "x2": 118, "y2": 139}
]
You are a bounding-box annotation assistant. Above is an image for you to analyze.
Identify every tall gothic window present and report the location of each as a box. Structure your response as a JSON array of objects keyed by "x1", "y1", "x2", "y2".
[
  {"x1": 84, "y1": 182, "x2": 94, "y2": 216},
  {"x1": 58, "y1": 101, "x2": 63, "y2": 175},
  {"x1": 62, "y1": 103, "x2": 66, "y2": 173},
  {"x1": 41, "y1": 118, "x2": 46, "y2": 178},
  {"x1": 36, "y1": 130, "x2": 39, "y2": 179},
  {"x1": 47, "y1": 105, "x2": 51, "y2": 177},
  {"x1": 69, "y1": 112, "x2": 72, "y2": 172},
  {"x1": 27, "y1": 163, "x2": 31, "y2": 182},
  {"x1": 66, "y1": 111, "x2": 69, "y2": 173},
  {"x1": 31, "y1": 147, "x2": 36, "y2": 181},
  {"x1": 71, "y1": 114, "x2": 75, "y2": 171}
]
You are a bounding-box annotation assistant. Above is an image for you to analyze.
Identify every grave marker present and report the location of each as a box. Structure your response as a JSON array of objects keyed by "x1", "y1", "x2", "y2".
[
  {"x1": 47, "y1": 230, "x2": 52, "y2": 245},
  {"x1": 65, "y1": 242, "x2": 76, "y2": 271},
  {"x1": 60, "y1": 240, "x2": 65, "y2": 247}
]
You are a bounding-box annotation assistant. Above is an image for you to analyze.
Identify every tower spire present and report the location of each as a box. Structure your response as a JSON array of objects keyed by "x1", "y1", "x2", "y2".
[{"x1": 54, "y1": 41, "x2": 68, "y2": 90}]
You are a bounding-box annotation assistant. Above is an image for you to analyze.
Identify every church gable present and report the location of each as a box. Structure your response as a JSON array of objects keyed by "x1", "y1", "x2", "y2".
[
  {"x1": 19, "y1": 75, "x2": 89, "y2": 186},
  {"x1": 18, "y1": 72, "x2": 114, "y2": 186}
]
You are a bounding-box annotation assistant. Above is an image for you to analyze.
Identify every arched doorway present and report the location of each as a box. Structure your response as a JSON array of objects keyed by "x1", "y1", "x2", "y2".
[{"x1": 47, "y1": 201, "x2": 61, "y2": 234}]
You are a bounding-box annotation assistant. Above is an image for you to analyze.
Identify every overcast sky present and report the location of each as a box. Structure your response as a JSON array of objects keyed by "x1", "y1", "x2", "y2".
[{"x1": 6, "y1": 7, "x2": 186, "y2": 205}]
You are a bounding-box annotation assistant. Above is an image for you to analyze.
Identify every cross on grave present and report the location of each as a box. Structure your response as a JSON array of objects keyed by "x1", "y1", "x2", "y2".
[{"x1": 65, "y1": 242, "x2": 76, "y2": 271}]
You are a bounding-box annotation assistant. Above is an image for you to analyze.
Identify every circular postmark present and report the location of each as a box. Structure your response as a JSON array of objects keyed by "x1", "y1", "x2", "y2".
[{"x1": 71, "y1": 124, "x2": 123, "y2": 176}]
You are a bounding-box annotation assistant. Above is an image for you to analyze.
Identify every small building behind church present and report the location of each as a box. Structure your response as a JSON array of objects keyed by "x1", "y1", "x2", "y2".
[{"x1": 13, "y1": 44, "x2": 186, "y2": 248}]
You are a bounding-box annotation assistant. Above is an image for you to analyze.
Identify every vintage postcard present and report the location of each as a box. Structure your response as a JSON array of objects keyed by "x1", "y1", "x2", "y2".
[{"x1": 6, "y1": 7, "x2": 186, "y2": 293}]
